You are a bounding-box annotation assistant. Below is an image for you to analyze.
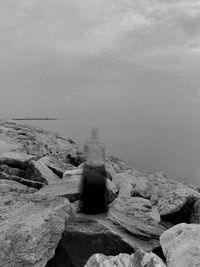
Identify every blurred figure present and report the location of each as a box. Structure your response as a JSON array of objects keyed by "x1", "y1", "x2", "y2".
[{"x1": 79, "y1": 127, "x2": 108, "y2": 214}]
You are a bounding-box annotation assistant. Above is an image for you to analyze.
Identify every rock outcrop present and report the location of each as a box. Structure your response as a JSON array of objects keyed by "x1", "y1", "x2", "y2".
[
  {"x1": 84, "y1": 249, "x2": 166, "y2": 267},
  {"x1": 147, "y1": 172, "x2": 200, "y2": 219},
  {"x1": 160, "y1": 223, "x2": 200, "y2": 267},
  {"x1": 0, "y1": 120, "x2": 199, "y2": 267},
  {"x1": 0, "y1": 192, "x2": 73, "y2": 267}
]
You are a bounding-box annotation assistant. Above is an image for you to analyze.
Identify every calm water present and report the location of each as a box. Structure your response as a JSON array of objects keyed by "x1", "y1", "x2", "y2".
[{"x1": 24, "y1": 111, "x2": 200, "y2": 186}]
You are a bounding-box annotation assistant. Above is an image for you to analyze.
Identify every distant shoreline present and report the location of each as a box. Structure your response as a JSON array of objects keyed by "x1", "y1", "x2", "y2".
[{"x1": 12, "y1": 118, "x2": 58, "y2": 121}]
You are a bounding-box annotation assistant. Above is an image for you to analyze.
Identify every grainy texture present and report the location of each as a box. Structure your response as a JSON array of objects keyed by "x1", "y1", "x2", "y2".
[
  {"x1": 160, "y1": 223, "x2": 200, "y2": 267},
  {"x1": 0, "y1": 193, "x2": 73, "y2": 267}
]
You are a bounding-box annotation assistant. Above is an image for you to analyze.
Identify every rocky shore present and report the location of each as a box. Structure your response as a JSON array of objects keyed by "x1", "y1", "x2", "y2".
[{"x1": 0, "y1": 120, "x2": 199, "y2": 267}]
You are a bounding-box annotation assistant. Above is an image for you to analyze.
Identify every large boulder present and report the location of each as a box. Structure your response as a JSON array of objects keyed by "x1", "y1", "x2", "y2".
[
  {"x1": 146, "y1": 172, "x2": 200, "y2": 224},
  {"x1": 85, "y1": 249, "x2": 166, "y2": 267},
  {"x1": 160, "y1": 223, "x2": 200, "y2": 267},
  {"x1": 0, "y1": 152, "x2": 35, "y2": 168},
  {"x1": 109, "y1": 196, "x2": 160, "y2": 224},
  {"x1": 0, "y1": 192, "x2": 73, "y2": 267},
  {"x1": 54, "y1": 202, "x2": 167, "y2": 267},
  {"x1": 108, "y1": 196, "x2": 164, "y2": 240},
  {"x1": 55, "y1": 214, "x2": 135, "y2": 267}
]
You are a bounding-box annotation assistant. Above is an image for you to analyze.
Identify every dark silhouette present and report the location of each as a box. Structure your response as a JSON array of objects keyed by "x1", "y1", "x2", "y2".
[{"x1": 79, "y1": 127, "x2": 108, "y2": 214}]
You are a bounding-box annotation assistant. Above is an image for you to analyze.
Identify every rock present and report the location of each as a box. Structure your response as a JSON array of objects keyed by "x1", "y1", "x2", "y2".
[
  {"x1": 0, "y1": 120, "x2": 78, "y2": 160},
  {"x1": 0, "y1": 179, "x2": 36, "y2": 194},
  {"x1": 131, "y1": 248, "x2": 166, "y2": 267},
  {"x1": 85, "y1": 249, "x2": 166, "y2": 267},
  {"x1": 38, "y1": 176, "x2": 118, "y2": 204},
  {"x1": 0, "y1": 184, "x2": 10, "y2": 194},
  {"x1": 109, "y1": 196, "x2": 161, "y2": 224},
  {"x1": 0, "y1": 171, "x2": 44, "y2": 189},
  {"x1": 0, "y1": 139, "x2": 21, "y2": 153},
  {"x1": 51, "y1": 196, "x2": 165, "y2": 266},
  {"x1": 0, "y1": 192, "x2": 73, "y2": 267},
  {"x1": 84, "y1": 253, "x2": 132, "y2": 267},
  {"x1": 107, "y1": 156, "x2": 140, "y2": 175},
  {"x1": 146, "y1": 172, "x2": 200, "y2": 224},
  {"x1": 160, "y1": 223, "x2": 200, "y2": 267},
  {"x1": 108, "y1": 197, "x2": 164, "y2": 240},
  {"x1": 157, "y1": 188, "x2": 200, "y2": 224},
  {"x1": 0, "y1": 152, "x2": 35, "y2": 168},
  {"x1": 38, "y1": 178, "x2": 82, "y2": 202},
  {"x1": 0, "y1": 164, "x2": 26, "y2": 177},
  {"x1": 63, "y1": 168, "x2": 83, "y2": 179},
  {"x1": 112, "y1": 173, "x2": 150, "y2": 198},
  {"x1": 56, "y1": 214, "x2": 135, "y2": 267},
  {"x1": 26, "y1": 160, "x2": 61, "y2": 185},
  {"x1": 39, "y1": 155, "x2": 75, "y2": 178},
  {"x1": 64, "y1": 163, "x2": 117, "y2": 182},
  {"x1": 191, "y1": 199, "x2": 200, "y2": 223}
]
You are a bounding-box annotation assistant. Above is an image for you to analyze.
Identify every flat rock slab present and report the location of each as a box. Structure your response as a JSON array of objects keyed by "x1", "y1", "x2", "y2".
[
  {"x1": 0, "y1": 192, "x2": 73, "y2": 267},
  {"x1": 0, "y1": 152, "x2": 35, "y2": 168},
  {"x1": 109, "y1": 196, "x2": 160, "y2": 224},
  {"x1": 39, "y1": 177, "x2": 118, "y2": 203},
  {"x1": 39, "y1": 179, "x2": 81, "y2": 202},
  {"x1": 108, "y1": 197, "x2": 165, "y2": 241},
  {"x1": 26, "y1": 160, "x2": 61, "y2": 185}
]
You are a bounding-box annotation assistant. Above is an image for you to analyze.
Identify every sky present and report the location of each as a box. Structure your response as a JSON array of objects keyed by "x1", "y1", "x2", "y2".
[{"x1": 0, "y1": 0, "x2": 200, "y2": 184}]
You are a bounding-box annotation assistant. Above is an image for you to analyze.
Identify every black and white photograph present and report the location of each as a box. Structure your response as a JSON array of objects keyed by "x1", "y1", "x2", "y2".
[{"x1": 0, "y1": 1, "x2": 200, "y2": 266}]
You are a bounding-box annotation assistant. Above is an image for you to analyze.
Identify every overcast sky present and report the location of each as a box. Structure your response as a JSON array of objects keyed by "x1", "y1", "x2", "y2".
[{"x1": 0, "y1": 0, "x2": 200, "y2": 184}]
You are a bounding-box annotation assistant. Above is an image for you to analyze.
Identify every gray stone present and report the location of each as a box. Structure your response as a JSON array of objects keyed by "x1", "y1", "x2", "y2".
[
  {"x1": 0, "y1": 179, "x2": 36, "y2": 194},
  {"x1": 190, "y1": 199, "x2": 200, "y2": 223},
  {"x1": 38, "y1": 176, "x2": 118, "y2": 204},
  {"x1": 26, "y1": 160, "x2": 61, "y2": 184},
  {"x1": 84, "y1": 249, "x2": 166, "y2": 267},
  {"x1": 0, "y1": 152, "x2": 35, "y2": 168},
  {"x1": 160, "y1": 223, "x2": 200, "y2": 267},
  {"x1": 39, "y1": 156, "x2": 75, "y2": 178},
  {"x1": 0, "y1": 193, "x2": 73, "y2": 267},
  {"x1": 0, "y1": 184, "x2": 10, "y2": 193}
]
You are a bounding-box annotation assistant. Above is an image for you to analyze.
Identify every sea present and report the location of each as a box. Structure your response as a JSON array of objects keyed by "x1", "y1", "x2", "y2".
[{"x1": 20, "y1": 117, "x2": 200, "y2": 187}]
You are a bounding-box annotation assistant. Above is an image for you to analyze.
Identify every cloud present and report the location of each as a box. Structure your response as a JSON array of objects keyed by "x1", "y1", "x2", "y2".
[{"x1": 0, "y1": 0, "x2": 200, "y2": 71}]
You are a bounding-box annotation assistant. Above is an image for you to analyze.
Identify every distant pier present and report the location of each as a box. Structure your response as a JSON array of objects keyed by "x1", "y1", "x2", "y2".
[{"x1": 12, "y1": 118, "x2": 58, "y2": 121}]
